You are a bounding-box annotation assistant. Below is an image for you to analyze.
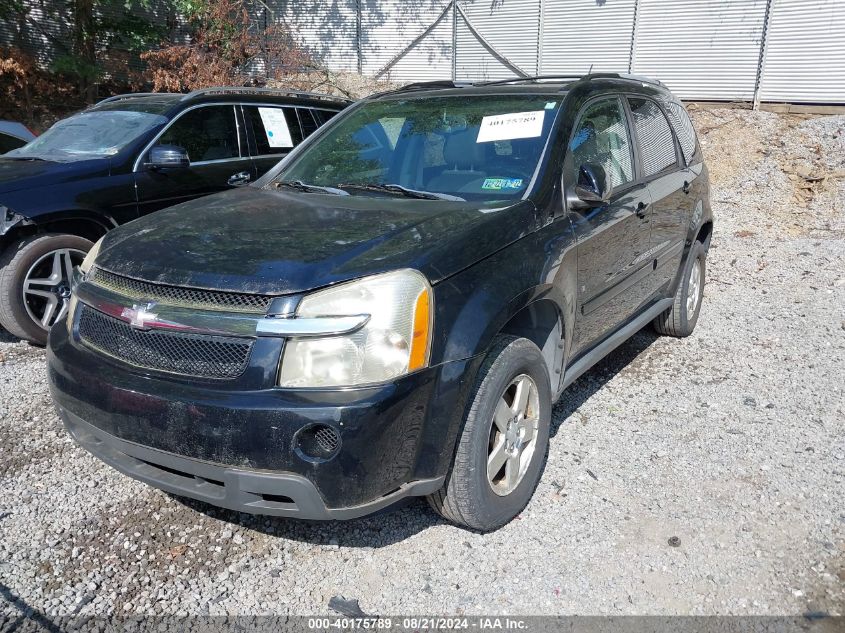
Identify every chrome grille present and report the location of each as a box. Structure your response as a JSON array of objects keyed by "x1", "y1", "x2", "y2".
[
  {"x1": 78, "y1": 305, "x2": 253, "y2": 379},
  {"x1": 89, "y1": 267, "x2": 271, "y2": 313}
]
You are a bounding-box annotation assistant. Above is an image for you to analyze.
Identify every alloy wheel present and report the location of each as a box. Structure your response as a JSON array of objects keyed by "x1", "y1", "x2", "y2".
[
  {"x1": 22, "y1": 248, "x2": 85, "y2": 331},
  {"x1": 686, "y1": 256, "x2": 702, "y2": 316},
  {"x1": 487, "y1": 374, "x2": 540, "y2": 496}
]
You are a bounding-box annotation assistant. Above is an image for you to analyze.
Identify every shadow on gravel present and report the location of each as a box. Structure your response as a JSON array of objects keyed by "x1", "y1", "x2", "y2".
[
  {"x1": 169, "y1": 494, "x2": 442, "y2": 546},
  {"x1": 550, "y1": 328, "x2": 660, "y2": 438},
  {"x1": 0, "y1": 581, "x2": 63, "y2": 633}
]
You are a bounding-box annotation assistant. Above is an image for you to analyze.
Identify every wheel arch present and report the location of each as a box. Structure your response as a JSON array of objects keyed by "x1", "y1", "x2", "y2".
[
  {"x1": 2, "y1": 212, "x2": 113, "y2": 250},
  {"x1": 695, "y1": 219, "x2": 713, "y2": 250},
  {"x1": 433, "y1": 278, "x2": 570, "y2": 392},
  {"x1": 497, "y1": 297, "x2": 565, "y2": 392}
]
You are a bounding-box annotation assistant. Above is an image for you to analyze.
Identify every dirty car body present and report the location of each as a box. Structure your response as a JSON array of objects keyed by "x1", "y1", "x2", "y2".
[{"x1": 47, "y1": 74, "x2": 713, "y2": 529}]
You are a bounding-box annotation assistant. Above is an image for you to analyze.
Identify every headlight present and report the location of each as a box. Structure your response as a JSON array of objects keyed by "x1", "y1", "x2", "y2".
[
  {"x1": 79, "y1": 236, "x2": 105, "y2": 274},
  {"x1": 278, "y1": 269, "x2": 433, "y2": 388},
  {"x1": 67, "y1": 236, "x2": 104, "y2": 335}
]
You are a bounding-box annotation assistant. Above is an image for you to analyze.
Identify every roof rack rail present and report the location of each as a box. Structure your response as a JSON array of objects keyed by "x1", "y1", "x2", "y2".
[
  {"x1": 94, "y1": 93, "x2": 167, "y2": 106},
  {"x1": 368, "y1": 71, "x2": 665, "y2": 99},
  {"x1": 585, "y1": 72, "x2": 664, "y2": 87},
  {"x1": 368, "y1": 80, "x2": 476, "y2": 99},
  {"x1": 182, "y1": 86, "x2": 353, "y2": 103},
  {"x1": 476, "y1": 75, "x2": 583, "y2": 87}
]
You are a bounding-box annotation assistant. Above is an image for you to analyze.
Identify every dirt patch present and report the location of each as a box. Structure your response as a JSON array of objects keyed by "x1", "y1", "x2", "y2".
[{"x1": 690, "y1": 107, "x2": 845, "y2": 237}]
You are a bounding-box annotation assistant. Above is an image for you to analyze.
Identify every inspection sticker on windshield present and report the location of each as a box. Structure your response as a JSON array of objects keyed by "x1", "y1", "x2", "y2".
[
  {"x1": 258, "y1": 107, "x2": 294, "y2": 148},
  {"x1": 482, "y1": 178, "x2": 524, "y2": 191},
  {"x1": 476, "y1": 110, "x2": 545, "y2": 143}
]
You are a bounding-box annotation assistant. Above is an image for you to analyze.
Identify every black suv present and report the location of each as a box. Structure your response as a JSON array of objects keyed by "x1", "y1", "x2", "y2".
[
  {"x1": 47, "y1": 73, "x2": 712, "y2": 531},
  {"x1": 0, "y1": 88, "x2": 349, "y2": 343}
]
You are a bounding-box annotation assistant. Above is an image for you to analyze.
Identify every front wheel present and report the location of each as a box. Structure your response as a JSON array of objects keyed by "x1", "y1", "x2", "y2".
[
  {"x1": 0, "y1": 233, "x2": 93, "y2": 345},
  {"x1": 428, "y1": 335, "x2": 551, "y2": 531},
  {"x1": 653, "y1": 239, "x2": 707, "y2": 337}
]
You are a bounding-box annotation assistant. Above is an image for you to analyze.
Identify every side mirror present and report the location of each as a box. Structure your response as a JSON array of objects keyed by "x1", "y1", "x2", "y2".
[
  {"x1": 145, "y1": 144, "x2": 189, "y2": 170},
  {"x1": 574, "y1": 163, "x2": 612, "y2": 206}
]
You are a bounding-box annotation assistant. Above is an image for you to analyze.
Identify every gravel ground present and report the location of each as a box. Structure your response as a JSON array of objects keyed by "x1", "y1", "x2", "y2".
[{"x1": 0, "y1": 108, "x2": 843, "y2": 620}]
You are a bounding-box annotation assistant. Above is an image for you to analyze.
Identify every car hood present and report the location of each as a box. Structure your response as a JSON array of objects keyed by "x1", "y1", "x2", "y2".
[
  {"x1": 96, "y1": 187, "x2": 537, "y2": 295},
  {"x1": 0, "y1": 157, "x2": 109, "y2": 194}
]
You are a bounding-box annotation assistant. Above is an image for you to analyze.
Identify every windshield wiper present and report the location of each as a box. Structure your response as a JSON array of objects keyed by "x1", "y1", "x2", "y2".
[
  {"x1": 338, "y1": 183, "x2": 464, "y2": 201},
  {"x1": 274, "y1": 180, "x2": 349, "y2": 196}
]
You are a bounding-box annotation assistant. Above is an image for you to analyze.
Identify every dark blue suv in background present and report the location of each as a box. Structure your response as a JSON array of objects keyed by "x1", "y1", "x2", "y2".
[{"x1": 0, "y1": 87, "x2": 349, "y2": 343}]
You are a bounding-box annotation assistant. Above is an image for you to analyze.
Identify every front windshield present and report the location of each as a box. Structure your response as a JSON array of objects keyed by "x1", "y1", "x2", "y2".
[
  {"x1": 6, "y1": 111, "x2": 167, "y2": 162},
  {"x1": 274, "y1": 94, "x2": 561, "y2": 201}
]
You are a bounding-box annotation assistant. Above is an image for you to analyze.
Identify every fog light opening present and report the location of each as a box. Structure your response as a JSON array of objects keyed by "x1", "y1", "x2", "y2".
[{"x1": 294, "y1": 424, "x2": 341, "y2": 463}]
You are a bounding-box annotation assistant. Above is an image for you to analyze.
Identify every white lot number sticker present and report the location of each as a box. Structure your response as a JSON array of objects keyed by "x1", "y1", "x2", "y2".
[
  {"x1": 258, "y1": 107, "x2": 294, "y2": 148},
  {"x1": 476, "y1": 110, "x2": 545, "y2": 143}
]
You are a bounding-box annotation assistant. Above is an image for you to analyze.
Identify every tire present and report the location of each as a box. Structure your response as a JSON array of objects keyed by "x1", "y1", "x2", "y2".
[
  {"x1": 653, "y1": 239, "x2": 707, "y2": 337},
  {"x1": 0, "y1": 233, "x2": 93, "y2": 345},
  {"x1": 428, "y1": 335, "x2": 551, "y2": 531}
]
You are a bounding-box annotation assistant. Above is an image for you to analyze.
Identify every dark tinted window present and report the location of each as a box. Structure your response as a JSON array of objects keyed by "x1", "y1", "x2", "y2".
[
  {"x1": 313, "y1": 109, "x2": 339, "y2": 125},
  {"x1": 664, "y1": 101, "x2": 698, "y2": 165},
  {"x1": 570, "y1": 97, "x2": 634, "y2": 189},
  {"x1": 157, "y1": 105, "x2": 239, "y2": 162},
  {"x1": 297, "y1": 108, "x2": 320, "y2": 138},
  {"x1": 628, "y1": 98, "x2": 677, "y2": 177},
  {"x1": 0, "y1": 132, "x2": 26, "y2": 153},
  {"x1": 244, "y1": 106, "x2": 302, "y2": 156}
]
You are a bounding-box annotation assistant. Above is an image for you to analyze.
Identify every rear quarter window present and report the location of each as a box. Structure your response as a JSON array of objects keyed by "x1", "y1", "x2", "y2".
[
  {"x1": 312, "y1": 109, "x2": 340, "y2": 125},
  {"x1": 297, "y1": 108, "x2": 320, "y2": 138},
  {"x1": 664, "y1": 101, "x2": 698, "y2": 165}
]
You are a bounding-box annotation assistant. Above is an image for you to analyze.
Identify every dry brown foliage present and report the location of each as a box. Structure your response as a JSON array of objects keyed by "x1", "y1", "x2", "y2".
[
  {"x1": 0, "y1": 47, "x2": 81, "y2": 131},
  {"x1": 142, "y1": 0, "x2": 313, "y2": 92}
]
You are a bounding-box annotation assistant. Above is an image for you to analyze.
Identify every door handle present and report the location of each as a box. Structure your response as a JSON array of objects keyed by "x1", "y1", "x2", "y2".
[
  {"x1": 228, "y1": 171, "x2": 251, "y2": 186},
  {"x1": 635, "y1": 202, "x2": 649, "y2": 219},
  {"x1": 683, "y1": 180, "x2": 691, "y2": 194}
]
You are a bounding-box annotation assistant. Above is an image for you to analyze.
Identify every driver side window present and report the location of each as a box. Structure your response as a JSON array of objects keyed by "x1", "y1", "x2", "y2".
[
  {"x1": 156, "y1": 105, "x2": 240, "y2": 163},
  {"x1": 570, "y1": 98, "x2": 634, "y2": 189}
]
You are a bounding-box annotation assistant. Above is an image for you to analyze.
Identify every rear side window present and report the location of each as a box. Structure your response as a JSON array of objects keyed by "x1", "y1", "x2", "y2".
[
  {"x1": 157, "y1": 105, "x2": 240, "y2": 163},
  {"x1": 628, "y1": 98, "x2": 678, "y2": 177},
  {"x1": 244, "y1": 106, "x2": 303, "y2": 156},
  {"x1": 664, "y1": 102, "x2": 698, "y2": 165}
]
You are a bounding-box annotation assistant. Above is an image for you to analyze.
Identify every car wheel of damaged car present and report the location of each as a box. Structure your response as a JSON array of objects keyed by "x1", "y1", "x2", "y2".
[
  {"x1": 428, "y1": 335, "x2": 551, "y2": 531},
  {"x1": 0, "y1": 233, "x2": 92, "y2": 344}
]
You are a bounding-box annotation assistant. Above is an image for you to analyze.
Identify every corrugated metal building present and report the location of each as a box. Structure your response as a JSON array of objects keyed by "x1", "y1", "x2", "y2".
[
  {"x1": 2, "y1": 0, "x2": 842, "y2": 104},
  {"x1": 280, "y1": 0, "x2": 844, "y2": 104}
]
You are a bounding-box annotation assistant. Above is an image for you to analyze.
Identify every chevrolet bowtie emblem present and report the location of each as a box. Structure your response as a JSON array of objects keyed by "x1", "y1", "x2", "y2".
[{"x1": 121, "y1": 302, "x2": 158, "y2": 330}]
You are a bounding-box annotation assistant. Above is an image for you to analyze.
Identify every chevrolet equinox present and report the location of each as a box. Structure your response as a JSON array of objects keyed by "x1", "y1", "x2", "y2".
[{"x1": 47, "y1": 73, "x2": 712, "y2": 531}]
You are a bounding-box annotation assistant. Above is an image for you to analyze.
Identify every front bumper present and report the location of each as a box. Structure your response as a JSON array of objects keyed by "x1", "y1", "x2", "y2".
[
  {"x1": 48, "y1": 323, "x2": 477, "y2": 519},
  {"x1": 59, "y1": 409, "x2": 442, "y2": 519}
]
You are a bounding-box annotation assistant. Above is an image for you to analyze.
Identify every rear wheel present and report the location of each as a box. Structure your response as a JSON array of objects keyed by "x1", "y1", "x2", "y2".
[
  {"x1": 0, "y1": 233, "x2": 92, "y2": 345},
  {"x1": 428, "y1": 335, "x2": 551, "y2": 531},
  {"x1": 653, "y1": 239, "x2": 707, "y2": 337}
]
